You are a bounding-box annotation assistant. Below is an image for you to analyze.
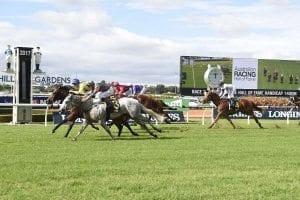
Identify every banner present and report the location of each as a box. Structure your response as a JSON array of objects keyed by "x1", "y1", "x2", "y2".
[
  {"x1": 213, "y1": 107, "x2": 300, "y2": 120},
  {"x1": 52, "y1": 110, "x2": 185, "y2": 124},
  {"x1": 232, "y1": 58, "x2": 258, "y2": 89},
  {"x1": 164, "y1": 111, "x2": 185, "y2": 122}
]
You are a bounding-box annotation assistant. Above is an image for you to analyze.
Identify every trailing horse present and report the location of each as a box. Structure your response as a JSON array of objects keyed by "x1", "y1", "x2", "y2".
[
  {"x1": 46, "y1": 85, "x2": 139, "y2": 137},
  {"x1": 135, "y1": 94, "x2": 177, "y2": 123},
  {"x1": 202, "y1": 91, "x2": 263, "y2": 129},
  {"x1": 63, "y1": 94, "x2": 165, "y2": 140}
]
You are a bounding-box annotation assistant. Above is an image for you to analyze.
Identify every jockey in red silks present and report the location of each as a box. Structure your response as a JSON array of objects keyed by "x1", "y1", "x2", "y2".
[{"x1": 112, "y1": 82, "x2": 133, "y2": 98}]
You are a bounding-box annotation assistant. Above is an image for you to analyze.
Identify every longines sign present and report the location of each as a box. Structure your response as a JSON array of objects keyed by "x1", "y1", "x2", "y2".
[
  {"x1": 213, "y1": 107, "x2": 300, "y2": 120},
  {"x1": 0, "y1": 72, "x2": 71, "y2": 85}
]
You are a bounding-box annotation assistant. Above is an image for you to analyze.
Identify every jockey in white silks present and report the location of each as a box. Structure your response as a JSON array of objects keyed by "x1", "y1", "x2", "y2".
[
  {"x1": 92, "y1": 81, "x2": 116, "y2": 125},
  {"x1": 217, "y1": 82, "x2": 237, "y2": 111},
  {"x1": 93, "y1": 85, "x2": 115, "y2": 104}
]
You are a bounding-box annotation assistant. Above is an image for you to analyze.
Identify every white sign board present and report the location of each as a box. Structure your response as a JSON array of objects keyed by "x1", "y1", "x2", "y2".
[{"x1": 232, "y1": 58, "x2": 258, "y2": 89}]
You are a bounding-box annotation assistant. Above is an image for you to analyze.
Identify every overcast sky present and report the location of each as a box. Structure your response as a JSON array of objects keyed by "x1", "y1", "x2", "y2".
[{"x1": 0, "y1": 0, "x2": 300, "y2": 85}]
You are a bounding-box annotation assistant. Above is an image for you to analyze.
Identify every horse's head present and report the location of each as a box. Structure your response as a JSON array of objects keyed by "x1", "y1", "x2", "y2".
[
  {"x1": 46, "y1": 85, "x2": 71, "y2": 106},
  {"x1": 202, "y1": 90, "x2": 220, "y2": 104}
]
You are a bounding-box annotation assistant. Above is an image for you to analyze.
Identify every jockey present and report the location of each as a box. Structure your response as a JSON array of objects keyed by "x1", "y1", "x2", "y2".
[
  {"x1": 70, "y1": 78, "x2": 94, "y2": 95},
  {"x1": 59, "y1": 79, "x2": 94, "y2": 113},
  {"x1": 218, "y1": 81, "x2": 237, "y2": 111},
  {"x1": 112, "y1": 81, "x2": 133, "y2": 97},
  {"x1": 93, "y1": 81, "x2": 116, "y2": 125},
  {"x1": 93, "y1": 81, "x2": 115, "y2": 103}
]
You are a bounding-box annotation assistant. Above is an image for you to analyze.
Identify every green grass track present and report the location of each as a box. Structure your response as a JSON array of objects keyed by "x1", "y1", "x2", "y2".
[{"x1": 0, "y1": 120, "x2": 299, "y2": 199}]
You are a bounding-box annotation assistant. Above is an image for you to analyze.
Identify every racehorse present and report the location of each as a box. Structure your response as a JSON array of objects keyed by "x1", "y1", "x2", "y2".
[
  {"x1": 64, "y1": 94, "x2": 164, "y2": 140},
  {"x1": 202, "y1": 91, "x2": 263, "y2": 129},
  {"x1": 135, "y1": 94, "x2": 176, "y2": 123},
  {"x1": 46, "y1": 85, "x2": 139, "y2": 137}
]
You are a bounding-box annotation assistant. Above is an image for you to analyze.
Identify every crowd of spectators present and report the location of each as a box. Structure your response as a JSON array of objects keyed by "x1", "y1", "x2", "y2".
[{"x1": 241, "y1": 96, "x2": 291, "y2": 107}]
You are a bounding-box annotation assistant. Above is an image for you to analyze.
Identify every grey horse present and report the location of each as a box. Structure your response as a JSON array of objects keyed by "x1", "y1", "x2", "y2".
[{"x1": 62, "y1": 94, "x2": 166, "y2": 140}]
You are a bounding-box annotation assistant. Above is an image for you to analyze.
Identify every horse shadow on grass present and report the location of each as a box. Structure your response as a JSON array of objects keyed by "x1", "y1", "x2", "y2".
[{"x1": 94, "y1": 135, "x2": 183, "y2": 141}]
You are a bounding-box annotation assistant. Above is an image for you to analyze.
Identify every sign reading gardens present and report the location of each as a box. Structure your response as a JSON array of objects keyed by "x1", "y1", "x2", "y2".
[
  {"x1": 180, "y1": 56, "x2": 300, "y2": 97},
  {"x1": 0, "y1": 72, "x2": 71, "y2": 85}
]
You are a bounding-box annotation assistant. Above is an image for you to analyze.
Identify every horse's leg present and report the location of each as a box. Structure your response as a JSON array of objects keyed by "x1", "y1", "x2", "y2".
[
  {"x1": 100, "y1": 120, "x2": 115, "y2": 139},
  {"x1": 251, "y1": 114, "x2": 263, "y2": 128},
  {"x1": 225, "y1": 116, "x2": 236, "y2": 129},
  {"x1": 73, "y1": 121, "x2": 89, "y2": 141},
  {"x1": 135, "y1": 117, "x2": 157, "y2": 138},
  {"x1": 64, "y1": 121, "x2": 75, "y2": 137},
  {"x1": 52, "y1": 118, "x2": 68, "y2": 133},
  {"x1": 116, "y1": 123, "x2": 124, "y2": 137},
  {"x1": 123, "y1": 121, "x2": 139, "y2": 136},
  {"x1": 90, "y1": 123, "x2": 99, "y2": 131},
  {"x1": 113, "y1": 115, "x2": 138, "y2": 137},
  {"x1": 116, "y1": 121, "x2": 139, "y2": 137},
  {"x1": 208, "y1": 113, "x2": 222, "y2": 129},
  {"x1": 143, "y1": 116, "x2": 162, "y2": 133}
]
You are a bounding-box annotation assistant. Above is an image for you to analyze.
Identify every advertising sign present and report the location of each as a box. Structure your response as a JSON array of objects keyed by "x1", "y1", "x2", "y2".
[
  {"x1": 212, "y1": 107, "x2": 300, "y2": 120},
  {"x1": 180, "y1": 56, "x2": 300, "y2": 97},
  {"x1": 52, "y1": 110, "x2": 185, "y2": 124},
  {"x1": 232, "y1": 58, "x2": 258, "y2": 89}
]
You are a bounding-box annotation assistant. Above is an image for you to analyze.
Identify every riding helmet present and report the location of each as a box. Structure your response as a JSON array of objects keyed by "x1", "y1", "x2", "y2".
[
  {"x1": 87, "y1": 81, "x2": 95, "y2": 87},
  {"x1": 72, "y1": 78, "x2": 80, "y2": 84}
]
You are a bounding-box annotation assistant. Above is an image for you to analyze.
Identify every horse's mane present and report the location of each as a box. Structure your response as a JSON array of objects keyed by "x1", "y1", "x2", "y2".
[{"x1": 55, "y1": 84, "x2": 72, "y2": 91}]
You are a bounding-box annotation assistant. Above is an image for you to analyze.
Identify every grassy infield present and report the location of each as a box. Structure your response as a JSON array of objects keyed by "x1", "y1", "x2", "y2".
[{"x1": 0, "y1": 120, "x2": 299, "y2": 199}]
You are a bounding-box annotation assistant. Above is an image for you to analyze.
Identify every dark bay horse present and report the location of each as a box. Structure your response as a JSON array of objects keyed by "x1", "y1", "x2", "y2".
[
  {"x1": 202, "y1": 91, "x2": 263, "y2": 129},
  {"x1": 46, "y1": 85, "x2": 138, "y2": 137}
]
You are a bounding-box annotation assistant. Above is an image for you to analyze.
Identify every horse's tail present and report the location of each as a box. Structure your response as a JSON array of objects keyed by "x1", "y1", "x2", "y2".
[
  {"x1": 140, "y1": 105, "x2": 165, "y2": 123},
  {"x1": 162, "y1": 101, "x2": 177, "y2": 110}
]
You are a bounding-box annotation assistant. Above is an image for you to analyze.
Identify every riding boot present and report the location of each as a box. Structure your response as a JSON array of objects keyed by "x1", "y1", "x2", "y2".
[
  {"x1": 105, "y1": 100, "x2": 113, "y2": 126},
  {"x1": 231, "y1": 98, "x2": 237, "y2": 112},
  {"x1": 229, "y1": 98, "x2": 234, "y2": 112}
]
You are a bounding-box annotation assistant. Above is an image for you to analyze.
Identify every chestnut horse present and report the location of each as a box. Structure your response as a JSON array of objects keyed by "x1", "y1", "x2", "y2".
[
  {"x1": 136, "y1": 95, "x2": 176, "y2": 123},
  {"x1": 46, "y1": 85, "x2": 138, "y2": 137},
  {"x1": 202, "y1": 91, "x2": 263, "y2": 129}
]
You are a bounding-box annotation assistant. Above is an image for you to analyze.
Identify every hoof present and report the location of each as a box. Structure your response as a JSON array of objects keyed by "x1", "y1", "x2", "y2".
[
  {"x1": 95, "y1": 127, "x2": 99, "y2": 130},
  {"x1": 51, "y1": 130, "x2": 55, "y2": 134},
  {"x1": 165, "y1": 118, "x2": 171, "y2": 124},
  {"x1": 72, "y1": 137, "x2": 77, "y2": 141}
]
